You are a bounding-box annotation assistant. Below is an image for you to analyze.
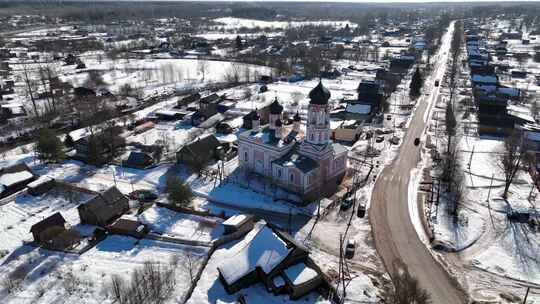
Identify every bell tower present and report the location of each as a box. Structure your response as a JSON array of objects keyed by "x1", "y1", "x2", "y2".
[{"x1": 305, "y1": 80, "x2": 331, "y2": 145}]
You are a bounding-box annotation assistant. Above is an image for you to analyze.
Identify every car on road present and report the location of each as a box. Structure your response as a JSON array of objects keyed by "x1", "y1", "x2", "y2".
[
  {"x1": 357, "y1": 203, "x2": 366, "y2": 218},
  {"x1": 434, "y1": 80, "x2": 440, "y2": 87},
  {"x1": 414, "y1": 138, "x2": 421, "y2": 146},
  {"x1": 341, "y1": 196, "x2": 354, "y2": 210},
  {"x1": 386, "y1": 115, "x2": 392, "y2": 121},
  {"x1": 345, "y1": 239, "x2": 356, "y2": 258},
  {"x1": 375, "y1": 136, "x2": 384, "y2": 143}
]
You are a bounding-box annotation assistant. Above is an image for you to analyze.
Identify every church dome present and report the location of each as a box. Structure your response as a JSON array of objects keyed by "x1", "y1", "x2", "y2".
[
  {"x1": 309, "y1": 80, "x2": 331, "y2": 105},
  {"x1": 269, "y1": 97, "x2": 284, "y2": 114}
]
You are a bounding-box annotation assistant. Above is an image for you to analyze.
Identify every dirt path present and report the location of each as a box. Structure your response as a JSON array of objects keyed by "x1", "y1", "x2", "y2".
[{"x1": 369, "y1": 22, "x2": 468, "y2": 303}]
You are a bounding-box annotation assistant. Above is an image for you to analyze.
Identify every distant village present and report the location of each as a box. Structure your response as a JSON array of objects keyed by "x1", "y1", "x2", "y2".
[{"x1": 0, "y1": 2, "x2": 539, "y2": 304}]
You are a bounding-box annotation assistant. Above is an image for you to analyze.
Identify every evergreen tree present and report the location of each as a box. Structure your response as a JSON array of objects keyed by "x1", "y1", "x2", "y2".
[
  {"x1": 166, "y1": 176, "x2": 193, "y2": 207},
  {"x1": 409, "y1": 67, "x2": 423, "y2": 99},
  {"x1": 35, "y1": 128, "x2": 64, "y2": 163},
  {"x1": 235, "y1": 35, "x2": 242, "y2": 49},
  {"x1": 86, "y1": 136, "x2": 106, "y2": 165}
]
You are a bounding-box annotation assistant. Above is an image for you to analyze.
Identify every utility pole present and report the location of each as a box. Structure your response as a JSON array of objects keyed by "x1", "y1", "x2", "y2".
[
  {"x1": 486, "y1": 173, "x2": 494, "y2": 202},
  {"x1": 112, "y1": 167, "x2": 117, "y2": 186},
  {"x1": 467, "y1": 145, "x2": 475, "y2": 171},
  {"x1": 522, "y1": 287, "x2": 530, "y2": 304},
  {"x1": 287, "y1": 207, "x2": 292, "y2": 234}
]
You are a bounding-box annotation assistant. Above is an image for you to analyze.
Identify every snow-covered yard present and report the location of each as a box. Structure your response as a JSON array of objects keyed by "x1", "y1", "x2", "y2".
[
  {"x1": 0, "y1": 236, "x2": 209, "y2": 304},
  {"x1": 0, "y1": 189, "x2": 94, "y2": 259}
]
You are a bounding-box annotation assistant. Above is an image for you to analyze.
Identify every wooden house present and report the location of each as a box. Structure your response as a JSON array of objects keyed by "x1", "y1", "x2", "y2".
[
  {"x1": 78, "y1": 186, "x2": 129, "y2": 226},
  {"x1": 30, "y1": 212, "x2": 81, "y2": 250},
  {"x1": 176, "y1": 134, "x2": 221, "y2": 167}
]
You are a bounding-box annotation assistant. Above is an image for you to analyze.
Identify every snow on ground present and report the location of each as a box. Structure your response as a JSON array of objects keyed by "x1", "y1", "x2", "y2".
[
  {"x1": 0, "y1": 188, "x2": 93, "y2": 259},
  {"x1": 139, "y1": 205, "x2": 224, "y2": 242},
  {"x1": 456, "y1": 137, "x2": 540, "y2": 284},
  {"x1": 59, "y1": 58, "x2": 272, "y2": 95},
  {"x1": 187, "y1": 234, "x2": 330, "y2": 304},
  {"x1": 76, "y1": 163, "x2": 172, "y2": 194},
  {"x1": 0, "y1": 236, "x2": 209, "y2": 304},
  {"x1": 195, "y1": 32, "x2": 283, "y2": 41},
  {"x1": 213, "y1": 17, "x2": 356, "y2": 30}
]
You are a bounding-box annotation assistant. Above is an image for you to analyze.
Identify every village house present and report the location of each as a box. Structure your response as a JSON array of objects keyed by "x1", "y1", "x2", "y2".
[
  {"x1": 30, "y1": 212, "x2": 81, "y2": 250},
  {"x1": 238, "y1": 82, "x2": 348, "y2": 202},
  {"x1": 78, "y1": 186, "x2": 129, "y2": 226},
  {"x1": 217, "y1": 221, "x2": 326, "y2": 300},
  {"x1": 122, "y1": 151, "x2": 155, "y2": 169},
  {"x1": 176, "y1": 134, "x2": 235, "y2": 167}
]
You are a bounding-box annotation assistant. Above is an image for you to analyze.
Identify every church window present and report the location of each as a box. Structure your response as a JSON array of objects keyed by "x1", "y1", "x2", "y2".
[
  {"x1": 290, "y1": 173, "x2": 294, "y2": 183},
  {"x1": 277, "y1": 169, "x2": 282, "y2": 178},
  {"x1": 244, "y1": 151, "x2": 248, "y2": 161},
  {"x1": 310, "y1": 133, "x2": 314, "y2": 141}
]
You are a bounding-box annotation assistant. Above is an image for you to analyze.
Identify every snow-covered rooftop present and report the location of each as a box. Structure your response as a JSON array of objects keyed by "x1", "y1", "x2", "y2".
[
  {"x1": 346, "y1": 103, "x2": 371, "y2": 114},
  {"x1": 217, "y1": 223, "x2": 290, "y2": 285},
  {"x1": 0, "y1": 170, "x2": 33, "y2": 187},
  {"x1": 283, "y1": 262, "x2": 319, "y2": 286}
]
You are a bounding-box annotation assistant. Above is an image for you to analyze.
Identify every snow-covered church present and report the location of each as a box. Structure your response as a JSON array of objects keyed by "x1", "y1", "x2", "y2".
[{"x1": 238, "y1": 81, "x2": 348, "y2": 202}]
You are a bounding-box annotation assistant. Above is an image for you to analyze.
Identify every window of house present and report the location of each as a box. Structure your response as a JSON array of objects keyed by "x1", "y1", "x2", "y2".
[{"x1": 310, "y1": 133, "x2": 314, "y2": 141}]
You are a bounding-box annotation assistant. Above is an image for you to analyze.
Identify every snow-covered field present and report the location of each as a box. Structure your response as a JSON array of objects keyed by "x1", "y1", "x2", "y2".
[{"x1": 213, "y1": 17, "x2": 356, "y2": 30}]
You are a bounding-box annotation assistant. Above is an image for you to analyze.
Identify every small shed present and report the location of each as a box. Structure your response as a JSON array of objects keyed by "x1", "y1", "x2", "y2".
[
  {"x1": 106, "y1": 218, "x2": 148, "y2": 238},
  {"x1": 27, "y1": 176, "x2": 55, "y2": 196},
  {"x1": 222, "y1": 214, "x2": 254, "y2": 235},
  {"x1": 30, "y1": 212, "x2": 67, "y2": 243},
  {"x1": 0, "y1": 163, "x2": 35, "y2": 197}
]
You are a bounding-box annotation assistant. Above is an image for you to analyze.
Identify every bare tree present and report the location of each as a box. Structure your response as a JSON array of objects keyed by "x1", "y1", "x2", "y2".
[
  {"x1": 21, "y1": 62, "x2": 40, "y2": 118},
  {"x1": 225, "y1": 62, "x2": 241, "y2": 84},
  {"x1": 197, "y1": 60, "x2": 209, "y2": 83},
  {"x1": 498, "y1": 131, "x2": 525, "y2": 199},
  {"x1": 384, "y1": 270, "x2": 431, "y2": 304},
  {"x1": 107, "y1": 260, "x2": 176, "y2": 304},
  {"x1": 445, "y1": 99, "x2": 457, "y2": 154},
  {"x1": 180, "y1": 252, "x2": 197, "y2": 283}
]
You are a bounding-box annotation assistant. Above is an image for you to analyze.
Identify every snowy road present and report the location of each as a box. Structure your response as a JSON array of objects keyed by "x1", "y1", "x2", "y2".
[{"x1": 370, "y1": 22, "x2": 468, "y2": 303}]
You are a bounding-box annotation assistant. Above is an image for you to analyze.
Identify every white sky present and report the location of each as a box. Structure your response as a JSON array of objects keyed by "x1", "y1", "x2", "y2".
[{"x1": 183, "y1": 0, "x2": 537, "y2": 2}]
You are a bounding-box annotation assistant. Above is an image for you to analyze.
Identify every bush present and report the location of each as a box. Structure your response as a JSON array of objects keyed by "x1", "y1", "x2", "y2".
[{"x1": 166, "y1": 176, "x2": 193, "y2": 207}]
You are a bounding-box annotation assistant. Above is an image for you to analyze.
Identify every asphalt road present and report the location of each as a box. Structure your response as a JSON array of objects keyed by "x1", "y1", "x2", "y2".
[{"x1": 370, "y1": 22, "x2": 468, "y2": 303}]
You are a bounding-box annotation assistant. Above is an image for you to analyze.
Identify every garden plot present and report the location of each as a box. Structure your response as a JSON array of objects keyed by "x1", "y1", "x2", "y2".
[
  {"x1": 0, "y1": 236, "x2": 209, "y2": 304},
  {"x1": 138, "y1": 205, "x2": 224, "y2": 242},
  {"x1": 0, "y1": 188, "x2": 93, "y2": 258}
]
